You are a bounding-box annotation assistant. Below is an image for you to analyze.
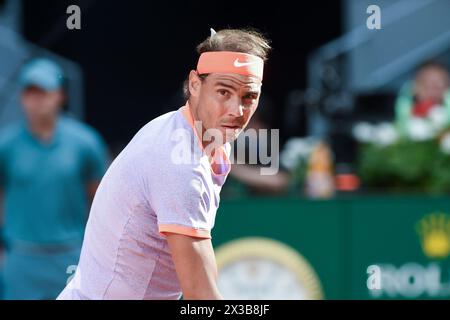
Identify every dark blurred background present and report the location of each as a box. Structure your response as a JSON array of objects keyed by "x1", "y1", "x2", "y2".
[{"x1": 20, "y1": 0, "x2": 341, "y2": 150}]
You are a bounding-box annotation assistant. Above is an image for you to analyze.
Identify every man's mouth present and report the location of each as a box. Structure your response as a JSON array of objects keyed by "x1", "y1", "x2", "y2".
[{"x1": 221, "y1": 124, "x2": 242, "y2": 130}]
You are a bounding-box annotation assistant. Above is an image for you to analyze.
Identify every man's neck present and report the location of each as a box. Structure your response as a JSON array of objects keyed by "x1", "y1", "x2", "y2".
[
  {"x1": 186, "y1": 100, "x2": 226, "y2": 164},
  {"x1": 28, "y1": 117, "x2": 57, "y2": 142},
  {"x1": 186, "y1": 100, "x2": 219, "y2": 150}
]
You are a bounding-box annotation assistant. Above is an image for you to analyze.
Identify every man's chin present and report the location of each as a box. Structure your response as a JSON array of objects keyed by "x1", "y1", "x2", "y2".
[
  {"x1": 205, "y1": 127, "x2": 242, "y2": 144},
  {"x1": 224, "y1": 129, "x2": 242, "y2": 143},
  {"x1": 27, "y1": 113, "x2": 54, "y2": 122}
]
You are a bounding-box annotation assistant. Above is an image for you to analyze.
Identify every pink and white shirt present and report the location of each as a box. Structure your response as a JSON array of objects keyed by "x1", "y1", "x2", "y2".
[{"x1": 57, "y1": 104, "x2": 231, "y2": 300}]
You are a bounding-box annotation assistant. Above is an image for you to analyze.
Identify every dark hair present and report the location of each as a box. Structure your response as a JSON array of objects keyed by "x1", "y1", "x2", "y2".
[
  {"x1": 416, "y1": 60, "x2": 449, "y2": 77},
  {"x1": 183, "y1": 28, "x2": 271, "y2": 99}
]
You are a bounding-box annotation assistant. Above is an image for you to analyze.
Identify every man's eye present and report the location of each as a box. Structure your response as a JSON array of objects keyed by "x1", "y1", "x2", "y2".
[
  {"x1": 218, "y1": 89, "x2": 229, "y2": 96},
  {"x1": 244, "y1": 93, "x2": 258, "y2": 100}
]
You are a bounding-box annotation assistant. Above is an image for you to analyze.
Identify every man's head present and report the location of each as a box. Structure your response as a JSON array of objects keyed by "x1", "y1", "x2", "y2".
[
  {"x1": 414, "y1": 61, "x2": 450, "y2": 104},
  {"x1": 19, "y1": 58, "x2": 66, "y2": 123},
  {"x1": 185, "y1": 29, "x2": 271, "y2": 144}
]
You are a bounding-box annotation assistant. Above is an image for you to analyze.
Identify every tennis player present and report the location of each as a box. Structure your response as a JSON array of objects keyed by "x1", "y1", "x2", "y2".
[{"x1": 57, "y1": 28, "x2": 271, "y2": 300}]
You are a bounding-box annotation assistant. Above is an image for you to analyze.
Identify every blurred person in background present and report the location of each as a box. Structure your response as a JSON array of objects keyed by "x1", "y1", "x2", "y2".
[
  {"x1": 0, "y1": 58, "x2": 109, "y2": 299},
  {"x1": 395, "y1": 61, "x2": 450, "y2": 134}
]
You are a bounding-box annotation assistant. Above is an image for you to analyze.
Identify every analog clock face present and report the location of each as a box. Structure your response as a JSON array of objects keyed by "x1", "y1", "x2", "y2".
[
  {"x1": 216, "y1": 237, "x2": 323, "y2": 300},
  {"x1": 218, "y1": 257, "x2": 308, "y2": 299}
]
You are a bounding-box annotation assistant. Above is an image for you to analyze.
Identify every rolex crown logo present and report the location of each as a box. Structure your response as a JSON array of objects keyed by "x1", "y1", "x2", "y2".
[{"x1": 416, "y1": 213, "x2": 450, "y2": 259}]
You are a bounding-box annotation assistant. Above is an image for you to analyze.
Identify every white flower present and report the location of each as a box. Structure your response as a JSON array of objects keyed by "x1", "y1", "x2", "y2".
[
  {"x1": 352, "y1": 122, "x2": 375, "y2": 143},
  {"x1": 407, "y1": 117, "x2": 435, "y2": 141},
  {"x1": 280, "y1": 137, "x2": 317, "y2": 170},
  {"x1": 440, "y1": 133, "x2": 450, "y2": 154},
  {"x1": 373, "y1": 122, "x2": 398, "y2": 146},
  {"x1": 280, "y1": 145, "x2": 302, "y2": 170},
  {"x1": 428, "y1": 105, "x2": 448, "y2": 131}
]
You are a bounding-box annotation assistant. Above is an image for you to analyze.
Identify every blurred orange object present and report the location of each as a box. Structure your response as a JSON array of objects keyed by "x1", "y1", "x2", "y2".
[
  {"x1": 305, "y1": 142, "x2": 335, "y2": 198},
  {"x1": 334, "y1": 173, "x2": 360, "y2": 191}
]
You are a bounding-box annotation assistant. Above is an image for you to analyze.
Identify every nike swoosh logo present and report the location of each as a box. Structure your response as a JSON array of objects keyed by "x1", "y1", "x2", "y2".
[{"x1": 233, "y1": 59, "x2": 257, "y2": 68}]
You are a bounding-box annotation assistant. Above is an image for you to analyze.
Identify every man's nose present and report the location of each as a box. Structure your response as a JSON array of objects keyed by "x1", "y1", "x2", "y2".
[{"x1": 227, "y1": 99, "x2": 244, "y2": 117}]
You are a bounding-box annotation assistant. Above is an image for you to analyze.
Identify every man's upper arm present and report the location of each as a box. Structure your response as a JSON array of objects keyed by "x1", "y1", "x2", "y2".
[
  {"x1": 149, "y1": 165, "x2": 214, "y2": 239},
  {"x1": 0, "y1": 148, "x2": 4, "y2": 245},
  {"x1": 147, "y1": 160, "x2": 222, "y2": 298},
  {"x1": 166, "y1": 233, "x2": 222, "y2": 300},
  {"x1": 0, "y1": 131, "x2": 9, "y2": 247},
  {"x1": 83, "y1": 129, "x2": 109, "y2": 182},
  {"x1": 0, "y1": 189, "x2": 3, "y2": 244},
  {"x1": 0, "y1": 140, "x2": 5, "y2": 224},
  {"x1": 81, "y1": 130, "x2": 108, "y2": 205},
  {"x1": 0, "y1": 139, "x2": 5, "y2": 189}
]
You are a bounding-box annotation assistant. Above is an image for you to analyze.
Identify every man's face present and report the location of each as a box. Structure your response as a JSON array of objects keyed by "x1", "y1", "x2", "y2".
[
  {"x1": 415, "y1": 67, "x2": 450, "y2": 104},
  {"x1": 190, "y1": 72, "x2": 262, "y2": 144},
  {"x1": 21, "y1": 86, "x2": 64, "y2": 122}
]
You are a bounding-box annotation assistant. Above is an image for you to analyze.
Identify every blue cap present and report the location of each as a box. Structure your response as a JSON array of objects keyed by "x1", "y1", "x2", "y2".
[{"x1": 19, "y1": 58, "x2": 65, "y2": 91}]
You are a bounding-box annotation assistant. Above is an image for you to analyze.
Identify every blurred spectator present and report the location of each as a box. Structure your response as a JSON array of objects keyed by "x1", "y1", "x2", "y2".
[
  {"x1": 395, "y1": 61, "x2": 450, "y2": 135},
  {"x1": 0, "y1": 58, "x2": 109, "y2": 299},
  {"x1": 304, "y1": 141, "x2": 335, "y2": 198}
]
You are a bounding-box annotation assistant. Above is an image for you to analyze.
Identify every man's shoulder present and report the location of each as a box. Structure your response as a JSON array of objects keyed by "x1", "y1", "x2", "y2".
[
  {"x1": 129, "y1": 108, "x2": 187, "y2": 151},
  {"x1": 0, "y1": 122, "x2": 24, "y2": 148},
  {"x1": 130, "y1": 109, "x2": 207, "y2": 178},
  {"x1": 59, "y1": 115, "x2": 105, "y2": 147},
  {"x1": 138, "y1": 109, "x2": 182, "y2": 136},
  {"x1": 116, "y1": 108, "x2": 187, "y2": 164}
]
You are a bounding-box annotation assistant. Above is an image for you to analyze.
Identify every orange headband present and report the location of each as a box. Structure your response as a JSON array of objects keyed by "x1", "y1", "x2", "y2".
[{"x1": 197, "y1": 51, "x2": 264, "y2": 81}]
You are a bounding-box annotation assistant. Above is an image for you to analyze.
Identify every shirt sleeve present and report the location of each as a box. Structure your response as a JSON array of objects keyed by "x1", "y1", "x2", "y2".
[
  {"x1": 0, "y1": 139, "x2": 6, "y2": 188},
  {"x1": 83, "y1": 130, "x2": 109, "y2": 182},
  {"x1": 0, "y1": 137, "x2": 5, "y2": 248},
  {"x1": 148, "y1": 166, "x2": 213, "y2": 239}
]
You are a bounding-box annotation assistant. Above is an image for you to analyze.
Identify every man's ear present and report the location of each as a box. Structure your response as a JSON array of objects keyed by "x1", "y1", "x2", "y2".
[
  {"x1": 188, "y1": 70, "x2": 202, "y2": 98},
  {"x1": 56, "y1": 89, "x2": 67, "y2": 111}
]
